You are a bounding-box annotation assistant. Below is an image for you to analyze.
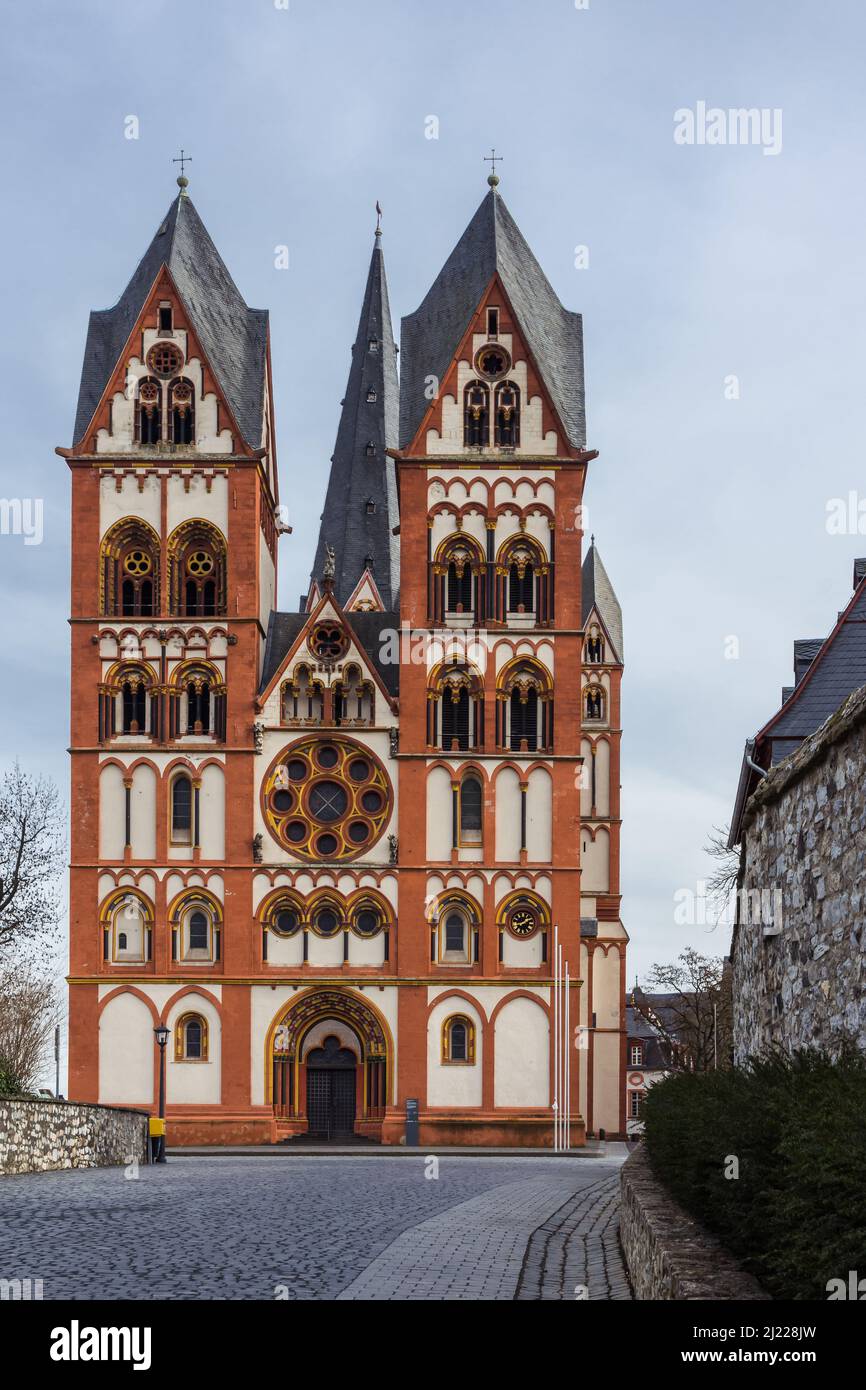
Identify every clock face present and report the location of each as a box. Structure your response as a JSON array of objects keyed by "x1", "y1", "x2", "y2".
[{"x1": 509, "y1": 908, "x2": 537, "y2": 937}]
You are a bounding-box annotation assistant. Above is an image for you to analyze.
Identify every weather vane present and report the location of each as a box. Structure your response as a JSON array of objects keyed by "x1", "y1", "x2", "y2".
[
  {"x1": 483, "y1": 148, "x2": 503, "y2": 186},
  {"x1": 375, "y1": 200, "x2": 383, "y2": 236},
  {"x1": 173, "y1": 148, "x2": 192, "y2": 189}
]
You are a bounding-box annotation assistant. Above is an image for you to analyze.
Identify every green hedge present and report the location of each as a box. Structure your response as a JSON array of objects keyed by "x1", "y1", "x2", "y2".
[{"x1": 643, "y1": 1047, "x2": 866, "y2": 1300}]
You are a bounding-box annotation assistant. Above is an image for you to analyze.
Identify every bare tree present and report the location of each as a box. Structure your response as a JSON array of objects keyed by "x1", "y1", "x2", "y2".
[
  {"x1": 634, "y1": 948, "x2": 733, "y2": 1072},
  {"x1": 704, "y1": 823, "x2": 742, "y2": 927},
  {"x1": 0, "y1": 763, "x2": 65, "y2": 960},
  {"x1": 0, "y1": 961, "x2": 63, "y2": 1094}
]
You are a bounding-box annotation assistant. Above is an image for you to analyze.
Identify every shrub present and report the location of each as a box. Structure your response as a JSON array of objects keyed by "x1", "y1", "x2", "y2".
[{"x1": 643, "y1": 1046, "x2": 866, "y2": 1300}]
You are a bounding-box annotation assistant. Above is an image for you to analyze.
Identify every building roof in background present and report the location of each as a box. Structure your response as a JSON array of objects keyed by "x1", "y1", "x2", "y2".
[
  {"x1": 399, "y1": 188, "x2": 585, "y2": 450},
  {"x1": 73, "y1": 192, "x2": 268, "y2": 449},
  {"x1": 729, "y1": 561, "x2": 866, "y2": 845},
  {"x1": 259, "y1": 609, "x2": 400, "y2": 699}
]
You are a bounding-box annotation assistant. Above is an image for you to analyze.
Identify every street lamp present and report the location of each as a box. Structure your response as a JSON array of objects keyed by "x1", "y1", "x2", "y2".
[{"x1": 153, "y1": 1025, "x2": 170, "y2": 1164}]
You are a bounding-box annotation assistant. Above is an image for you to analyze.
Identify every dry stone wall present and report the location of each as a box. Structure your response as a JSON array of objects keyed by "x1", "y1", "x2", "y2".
[{"x1": 0, "y1": 1098, "x2": 149, "y2": 1175}]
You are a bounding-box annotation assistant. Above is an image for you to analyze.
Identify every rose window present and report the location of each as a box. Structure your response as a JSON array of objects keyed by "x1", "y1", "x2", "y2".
[
  {"x1": 262, "y1": 735, "x2": 392, "y2": 861},
  {"x1": 147, "y1": 343, "x2": 183, "y2": 376}
]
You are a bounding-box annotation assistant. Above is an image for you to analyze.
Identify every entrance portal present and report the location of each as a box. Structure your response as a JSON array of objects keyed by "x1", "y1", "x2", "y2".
[{"x1": 305, "y1": 1035, "x2": 357, "y2": 1139}]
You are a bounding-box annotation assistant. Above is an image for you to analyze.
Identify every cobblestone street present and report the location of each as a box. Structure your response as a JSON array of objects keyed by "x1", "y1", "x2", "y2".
[{"x1": 0, "y1": 1152, "x2": 632, "y2": 1301}]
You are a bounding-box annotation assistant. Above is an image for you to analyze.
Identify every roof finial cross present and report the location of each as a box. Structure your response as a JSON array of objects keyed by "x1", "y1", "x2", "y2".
[
  {"x1": 483, "y1": 147, "x2": 503, "y2": 187},
  {"x1": 173, "y1": 148, "x2": 192, "y2": 191}
]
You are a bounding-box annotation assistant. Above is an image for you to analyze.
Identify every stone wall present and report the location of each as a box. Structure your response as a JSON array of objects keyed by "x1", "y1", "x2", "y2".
[
  {"x1": 0, "y1": 1098, "x2": 149, "y2": 1175},
  {"x1": 733, "y1": 684, "x2": 866, "y2": 1064},
  {"x1": 619, "y1": 1144, "x2": 769, "y2": 1300}
]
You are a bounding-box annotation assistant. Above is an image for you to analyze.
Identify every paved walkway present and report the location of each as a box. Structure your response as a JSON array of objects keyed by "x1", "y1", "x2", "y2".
[{"x1": 0, "y1": 1154, "x2": 632, "y2": 1301}]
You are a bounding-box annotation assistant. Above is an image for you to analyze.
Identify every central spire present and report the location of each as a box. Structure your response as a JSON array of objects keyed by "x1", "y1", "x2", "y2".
[{"x1": 310, "y1": 223, "x2": 399, "y2": 611}]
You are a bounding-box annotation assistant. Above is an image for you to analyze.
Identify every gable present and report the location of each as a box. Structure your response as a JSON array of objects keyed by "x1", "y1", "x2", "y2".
[
  {"x1": 72, "y1": 266, "x2": 254, "y2": 457},
  {"x1": 258, "y1": 597, "x2": 400, "y2": 710},
  {"x1": 402, "y1": 273, "x2": 577, "y2": 459}
]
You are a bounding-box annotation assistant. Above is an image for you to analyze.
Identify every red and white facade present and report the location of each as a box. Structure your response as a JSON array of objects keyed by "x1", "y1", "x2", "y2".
[{"x1": 62, "y1": 182, "x2": 627, "y2": 1145}]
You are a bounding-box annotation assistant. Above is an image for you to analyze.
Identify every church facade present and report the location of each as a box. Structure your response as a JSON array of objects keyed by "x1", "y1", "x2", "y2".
[{"x1": 63, "y1": 173, "x2": 627, "y2": 1145}]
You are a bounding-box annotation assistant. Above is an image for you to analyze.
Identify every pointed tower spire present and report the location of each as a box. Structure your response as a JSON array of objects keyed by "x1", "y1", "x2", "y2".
[{"x1": 311, "y1": 223, "x2": 399, "y2": 610}]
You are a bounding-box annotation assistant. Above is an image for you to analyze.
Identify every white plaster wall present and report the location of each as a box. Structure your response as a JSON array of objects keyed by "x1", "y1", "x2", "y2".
[
  {"x1": 166, "y1": 473, "x2": 229, "y2": 536},
  {"x1": 495, "y1": 767, "x2": 521, "y2": 861},
  {"x1": 99, "y1": 993, "x2": 153, "y2": 1105},
  {"x1": 501, "y1": 931, "x2": 544, "y2": 968},
  {"x1": 595, "y1": 740, "x2": 611, "y2": 817},
  {"x1": 426, "y1": 766, "x2": 452, "y2": 861},
  {"x1": 99, "y1": 473, "x2": 161, "y2": 538},
  {"x1": 166, "y1": 993, "x2": 221, "y2": 1104},
  {"x1": 130, "y1": 764, "x2": 156, "y2": 860},
  {"x1": 581, "y1": 827, "x2": 610, "y2": 892},
  {"x1": 199, "y1": 764, "x2": 225, "y2": 859},
  {"x1": 526, "y1": 767, "x2": 552, "y2": 862},
  {"x1": 99, "y1": 764, "x2": 126, "y2": 860},
  {"x1": 427, "y1": 997, "x2": 483, "y2": 1107},
  {"x1": 494, "y1": 996, "x2": 549, "y2": 1107}
]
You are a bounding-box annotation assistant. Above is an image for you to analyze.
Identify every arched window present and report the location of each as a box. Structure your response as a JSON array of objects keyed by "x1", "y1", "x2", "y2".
[
  {"x1": 497, "y1": 660, "x2": 552, "y2": 751},
  {"x1": 135, "y1": 377, "x2": 162, "y2": 445},
  {"x1": 432, "y1": 536, "x2": 486, "y2": 624},
  {"x1": 494, "y1": 381, "x2": 520, "y2": 447},
  {"x1": 168, "y1": 521, "x2": 227, "y2": 618},
  {"x1": 430, "y1": 896, "x2": 479, "y2": 965},
  {"x1": 186, "y1": 676, "x2": 211, "y2": 735},
  {"x1": 100, "y1": 519, "x2": 160, "y2": 618},
  {"x1": 463, "y1": 380, "x2": 489, "y2": 447},
  {"x1": 171, "y1": 898, "x2": 219, "y2": 964},
  {"x1": 282, "y1": 665, "x2": 324, "y2": 724},
  {"x1": 174, "y1": 1012, "x2": 209, "y2": 1062},
  {"x1": 101, "y1": 890, "x2": 153, "y2": 964},
  {"x1": 170, "y1": 774, "x2": 192, "y2": 844},
  {"x1": 168, "y1": 378, "x2": 195, "y2": 446},
  {"x1": 510, "y1": 686, "x2": 538, "y2": 751},
  {"x1": 442, "y1": 1014, "x2": 476, "y2": 1064},
  {"x1": 585, "y1": 625, "x2": 605, "y2": 664},
  {"x1": 334, "y1": 664, "x2": 374, "y2": 726},
  {"x1": 429, "y1": 665, "x2": 484, "y2": 751},
  {"x1": 495, "y1": 537, "x2": 549, "y2": 624},
  {"x1": 458, "y1": 773, "x2": 483, "y2": 846},
  {"x1": 115, "y1": 665, "x2": 153, "y2": 735},
  {"x1": 584, "y1": 685, "x2": 605, "y2": 721}
]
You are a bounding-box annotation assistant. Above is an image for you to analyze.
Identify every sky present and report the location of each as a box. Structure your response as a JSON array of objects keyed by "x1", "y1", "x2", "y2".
[{"x1": 1, "y1": 0, "x2": 865, "y2": 1010}]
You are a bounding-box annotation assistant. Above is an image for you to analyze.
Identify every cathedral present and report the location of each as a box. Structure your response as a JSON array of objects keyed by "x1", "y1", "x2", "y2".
[{"x1": 62, "y1": 168, "x2": 627, "y2": 1146}]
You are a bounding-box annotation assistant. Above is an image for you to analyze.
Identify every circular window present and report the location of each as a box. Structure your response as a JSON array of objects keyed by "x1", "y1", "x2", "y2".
[
  {"x1": 310, "y1": 624, "x2": 348, "y2": 661},
  {"x1": 475, "y1": 345, "x2": 511, "y2": 379},
  {"x1": 314, "y1": 907, "x2": 340, "y2": 936},
  {"x1": 355, "y1": 909, "x2": 381, "y2": 936},
  {"x1": 274, "y1": 908, "x2": 300, "y2": 936},
  {"x1": 308, "y1": 781, "x2": 348, "y2": 822},
  {"x1": 186, "y1": 550, "x2": 214, "y2": 576},
  {"x1": 124, "y1": 549, "x2": 151, "y2": 576},
  {"x1": 261, "y1": 736, "x2": 392, "y2": 862},
  {"x1": 147, "y1": 343, "x2": 184, "y2": 376}
]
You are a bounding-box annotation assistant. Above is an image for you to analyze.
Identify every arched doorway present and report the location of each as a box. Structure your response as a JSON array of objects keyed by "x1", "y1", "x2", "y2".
[
  {"x1": 306, "y1": 1034, "x2": 357, "y2": 1139},
  {"x1": 269, "y1": 988, "x2": 391, "y2": 1142}
]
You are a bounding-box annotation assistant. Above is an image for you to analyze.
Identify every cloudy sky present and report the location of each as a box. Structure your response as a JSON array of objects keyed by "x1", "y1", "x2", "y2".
[{"x1": 1, "y1": 0, "x2": 864, "y2": 992}]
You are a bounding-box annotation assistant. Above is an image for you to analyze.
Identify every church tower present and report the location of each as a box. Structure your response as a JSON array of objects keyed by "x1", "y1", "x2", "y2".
[{"x1": 62, "y1": 174, "x2": 626, "y2": 1145}]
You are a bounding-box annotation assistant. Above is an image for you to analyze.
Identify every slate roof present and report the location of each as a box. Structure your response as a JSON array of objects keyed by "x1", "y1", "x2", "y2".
[
  {"x1": 311, "y1": 233, "x2": 400, "y2": 609},
  {"x1": 729, "y1": 561, "x2": 866, "y2": 845},
  {"x1": 399, "y1": 188, "x2": 586, "y2": 451},
  {"x1": 73, "y1": 192, "x2": 268, "y2": 449},
  {"x1": 259, "y1": 609, "x2": 400, "y2": 699},
  {"x1": 582, "y1": 540, "x2": 623, "y2": 661}
]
